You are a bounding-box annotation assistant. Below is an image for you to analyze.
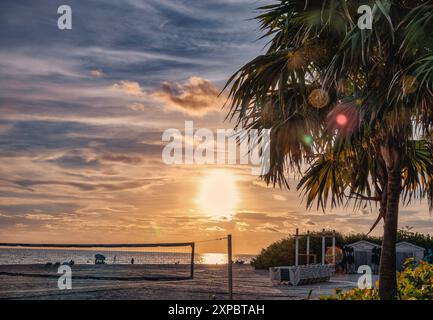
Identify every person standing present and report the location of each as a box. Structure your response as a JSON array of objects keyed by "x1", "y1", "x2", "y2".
[{"x1": 341, "y1": 246, "x2": 348, "y2": 274}]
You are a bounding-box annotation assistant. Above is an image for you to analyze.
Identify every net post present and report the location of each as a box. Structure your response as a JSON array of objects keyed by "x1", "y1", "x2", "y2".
[
  {"x1": 190, "y1": 242, "x2": 195, "y2": 279},
  {"x1": 295, "y1": 228, "x2": 299, "y2": 266},
  {"x1": 227, "y1": 234, "x2": 233, "y2": 300},
  {"x1": 306, "y1": 230, "x2": 310, "y2": 265}
]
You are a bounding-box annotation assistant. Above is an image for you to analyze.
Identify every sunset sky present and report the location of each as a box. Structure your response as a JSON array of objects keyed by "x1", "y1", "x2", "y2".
[{"x1": 0, "y1": 0, "x2": 431, "y2": 254}]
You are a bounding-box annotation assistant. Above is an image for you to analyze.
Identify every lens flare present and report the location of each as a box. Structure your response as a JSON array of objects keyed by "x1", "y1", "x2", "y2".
[
  {"x1": 336, "y1": 114, "x2": 348, "y2": 126},
  {"x1": 303, "y1": 135, "x2": 314, "y2": 145}
]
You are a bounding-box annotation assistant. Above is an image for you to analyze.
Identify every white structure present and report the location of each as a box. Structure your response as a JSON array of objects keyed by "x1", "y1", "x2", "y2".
[
  {"x1": 295, "y1": 229, "x2": 336, "y2": 266},
  {"x1": 272, "y1": 229, "x2": 336, "y2": 286},
  {"x1": 396, "y1": 242, "x2": 425, "y2": 270},
  {"x1": 347, "y1": 240, "x2": 381, "y2": 268}
]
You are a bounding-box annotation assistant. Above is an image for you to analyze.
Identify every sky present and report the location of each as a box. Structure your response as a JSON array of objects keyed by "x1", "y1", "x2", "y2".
[{"x1": 0, "y1": 0, "x2": 432, "y2": 254}]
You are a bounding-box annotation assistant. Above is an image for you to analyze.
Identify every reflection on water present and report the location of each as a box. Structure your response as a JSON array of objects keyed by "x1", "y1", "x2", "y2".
[
  {"x1": 0, "y1": 248, "x2": 254, "y2": 265},
  {"x1": 198, "y1": 253, "x2": 227, "y2": 265},
  {"x1": 197, "y1": 253, "x2": 253, "y2": 265}
]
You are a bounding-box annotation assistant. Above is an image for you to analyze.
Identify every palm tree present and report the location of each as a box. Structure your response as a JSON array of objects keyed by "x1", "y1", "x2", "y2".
[
  {"x1": 298, "y1": 138, "x2": 433, "y2": 232},
  {"x1": 224, "y1": 0, "x2": 433, "y2": 299}
]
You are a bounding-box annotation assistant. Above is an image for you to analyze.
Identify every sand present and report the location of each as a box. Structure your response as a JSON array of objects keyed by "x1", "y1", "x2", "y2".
[{"x1": 0, "y1": 264, "x2": 370, "y2": 300}]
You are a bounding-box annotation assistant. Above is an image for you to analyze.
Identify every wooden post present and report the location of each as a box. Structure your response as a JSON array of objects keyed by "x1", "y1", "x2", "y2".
[
  {"x1": 190, "y1": 242, "x2": 195, "y2": 279},
  {"x1": 332, "y1": 230, "x2": 336, "y2": 266},
  {"x1": 306, "y1": 230, "x2": 310, "y2": 265},
  {"x1": 322, "y1": 229, "x2": 326, "y2": 265},
  {"x1": 227, "y1": 234, "x2": 233, "y2": 300},
  {"x1": 295, "y1": 228, "x2": 299, "y2": 266}
]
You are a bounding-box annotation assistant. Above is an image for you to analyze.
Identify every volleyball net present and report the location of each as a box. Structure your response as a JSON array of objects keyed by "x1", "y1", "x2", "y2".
[{"x1": 0, "y1": 242, "x2": 195, "y2": 281}]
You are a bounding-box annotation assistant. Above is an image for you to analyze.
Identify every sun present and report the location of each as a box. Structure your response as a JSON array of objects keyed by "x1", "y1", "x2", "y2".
[{"x1": 197, "y1": 169, "x2": 239, "y2": 219}]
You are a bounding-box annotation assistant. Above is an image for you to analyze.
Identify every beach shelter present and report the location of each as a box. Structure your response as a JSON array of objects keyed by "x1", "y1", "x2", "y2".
[
  {"x1": 396, "y1": 242, "x2": 425, "y2": 270},
  {"x1": 94, "y1": 254, "x2": 106, "y2": 264},
  {"x1": 347, "y1": 240, "x2": 381, "y2": 268}
]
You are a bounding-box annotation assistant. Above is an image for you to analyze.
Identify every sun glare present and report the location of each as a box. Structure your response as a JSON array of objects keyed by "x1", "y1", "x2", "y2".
[{"x1": 197, "y1": 170, "x2": 239, "y2": 219}]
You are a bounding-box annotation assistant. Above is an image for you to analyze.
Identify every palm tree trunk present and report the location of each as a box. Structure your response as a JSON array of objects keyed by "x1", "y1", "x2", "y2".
[{"x1": 378, "y1": 166, "x2": 401, "y2": 300}]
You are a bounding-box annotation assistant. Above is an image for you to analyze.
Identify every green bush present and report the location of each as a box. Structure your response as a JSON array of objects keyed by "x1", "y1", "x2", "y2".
[
  {"x1": 323, "y1": 259, "x2": 433, "y2": 300},
  {"x1": 397, "y1": 259, "x2": 433, "y2": 300},
  {"x1": 250, "y1": 238, "x2": 294, "y2": 269}
]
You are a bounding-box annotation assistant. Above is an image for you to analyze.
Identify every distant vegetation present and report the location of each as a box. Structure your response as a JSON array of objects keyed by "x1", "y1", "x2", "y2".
[{"x1": 251, "y1": 229, "x2": 433, "y2": 270}]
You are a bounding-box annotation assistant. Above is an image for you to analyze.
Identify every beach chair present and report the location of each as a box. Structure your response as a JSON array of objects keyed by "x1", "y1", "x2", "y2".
[{"x1": 269, "y1": 264, "x2": 333, "y2": 286}]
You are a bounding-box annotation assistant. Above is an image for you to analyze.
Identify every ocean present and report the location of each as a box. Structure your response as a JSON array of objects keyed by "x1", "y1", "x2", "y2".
[{"x1": 0, "y1": 247, "x2": 254, "y2": 265}]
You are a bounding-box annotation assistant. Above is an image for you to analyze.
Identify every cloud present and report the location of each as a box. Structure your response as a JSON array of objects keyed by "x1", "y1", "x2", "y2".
[
  {"x1": 111, "y1": 80, "x2": 145, "y2": 96},
  {"x1": 0, "y1": 120, "x2": 163, "y2": 158},
  {"x1": 0, "y1": 203, "x2": 81, "y2": 216},
  {"x1": 12, "y1": 178, "x2": 162, "y2": 192},
  {"x1": 151, "y1": 76, "x2": 226, "y2": 116},
  {"x1": 127, "y1": 102, "x2": 146, "y2": 111},
  {"x1": 0, "y1": 213, "x2": 12, "y2": 218},
  {"x1": 273, "y1": 194, "x2": 287, "y2": 201},
  {"x1": 99, "y1": 154, "x2": 143, "y2": 165},
  {"x1": 205, "y1": 226, "x2": 225, "y2": 232},
  {"x1": 46, "y1": 154, "x2": 101, "y2": 169},
  {"x1": 305, "y1": 219, "x2": 316, "y2": 226},
  {"x1": 25, "y1": 214, "x2": 56, "y2": 221},
  {"x1": 236, "y1": 221, "x2": 249, "y2": 232},
  {"x1": 256, "y1": 223, "x2": 281, "y2": 233},
  {"x1": 90, "y1": 69, "x2": 104, "y2": 78},
  {"x1": 234, "y1": 211, "x2": 284, "y2": 222},
  {"x1": 105, "y1": 76, "x2": 226, "y2": 116},
  {"x1": 0, "y1": 124, "x2": 12, "y2": 135},
  {"x1": 0, "y1": 52, "x2": 82, "y2": 78}
]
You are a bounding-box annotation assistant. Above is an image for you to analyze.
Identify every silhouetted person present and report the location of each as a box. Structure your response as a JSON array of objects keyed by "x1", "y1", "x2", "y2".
[
  {"x1": 341, "y1": 246, "x2": 348, "y2": 274},
  {"x1": 131, "y1": 258, "x2": 135, "y2": 265}
]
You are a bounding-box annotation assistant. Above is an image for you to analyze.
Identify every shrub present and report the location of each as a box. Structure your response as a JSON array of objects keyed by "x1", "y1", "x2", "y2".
[
  {"x1": 397, "y1": 259, "x2": 433, "y2": 300},
  {"x1": 323, "y1": 259, "x2": 433, "y2": 300},
  {"x1": 250, "y1": 238, "x2": 295, "y2": 270}
]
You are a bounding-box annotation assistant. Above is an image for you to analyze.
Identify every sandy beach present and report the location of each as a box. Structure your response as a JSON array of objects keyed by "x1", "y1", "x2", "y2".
[{"x1": 0, "y1": 264, "x2": 369, "y2": 300}]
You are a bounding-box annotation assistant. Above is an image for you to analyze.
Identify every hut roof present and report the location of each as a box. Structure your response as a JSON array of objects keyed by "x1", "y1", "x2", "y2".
[
  {"x1": 396, "y1": 241, "x2": 425, "y2": 251},
  {"x1": 347, "y1": 240, "x2": 381, "y2": 249}
]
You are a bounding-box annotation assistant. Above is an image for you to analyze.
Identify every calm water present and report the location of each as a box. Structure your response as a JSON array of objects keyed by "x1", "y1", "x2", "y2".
[{"x1": 0, "y1": 248, "x2": 254, "y2": 265}]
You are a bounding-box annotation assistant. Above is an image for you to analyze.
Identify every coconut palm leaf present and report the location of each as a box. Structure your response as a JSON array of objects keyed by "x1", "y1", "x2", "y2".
[{"x1": 224, "y1": 0, "x2": 433, "y2": 299}]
